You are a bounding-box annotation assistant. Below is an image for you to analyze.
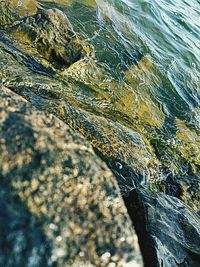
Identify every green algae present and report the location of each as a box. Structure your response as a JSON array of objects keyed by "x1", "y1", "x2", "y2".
[{"x1": 39, "y1": 0, "x2": 96, "y2": 8}]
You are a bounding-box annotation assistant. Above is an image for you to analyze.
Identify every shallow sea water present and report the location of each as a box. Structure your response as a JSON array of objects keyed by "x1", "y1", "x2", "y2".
[
  {"x1": 43, "y1": 0, "x2": 200, "y2": 124},
  {"x1": 38, "y1": 0, "x2": 200, "y2": 188},
  {"x1": 96, "y1": 0, "x2": 200, "y2": 116}
]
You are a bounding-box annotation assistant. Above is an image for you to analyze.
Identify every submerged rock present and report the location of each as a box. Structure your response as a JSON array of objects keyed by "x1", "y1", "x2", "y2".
[
  {"x1": 125, "y1": 188, "x2": 200, "y2": 267},
  {"x1": 0, "y1": 0, "x2": 38, "y2": 29},
  {"x1": 1, "y1": 2, "x2": 200, "y2": 266},
  {"x1": 175, "y1": 118, "x2": 200, "y2": 172},
  {"x1": 0, "y1": 87, "x2": 142, "y2": 267},
  {"x1": 44, "y1": 99, "x2": 162, "y2": 192},
  {"x1": 125, "y1": 56, "x2": 165, "y2": 128},
  {"x1": 9, "y1": 8, "x2": 94, "y2": 69},
  {"x1": 39, "y1": 0, "x2": 97, "y2": 8},
  {"x1": 0, "y1": 32, "x2": 162, "y2": 193},
  {"x1": 164, "y1": 175, "x2": 200, "y2": 212},
  {"x1": 1, "y1": 4, "x2": 198, "y2": 207}
]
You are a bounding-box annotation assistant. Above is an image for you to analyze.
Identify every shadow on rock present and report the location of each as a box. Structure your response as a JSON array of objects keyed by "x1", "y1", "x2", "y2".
[{"x1": 124, "y1": 188, "x2": 200, "y2": 267}]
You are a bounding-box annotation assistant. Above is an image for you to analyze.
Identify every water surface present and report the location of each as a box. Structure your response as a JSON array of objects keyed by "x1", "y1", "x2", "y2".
[{"x1": 39, "y1": 0, "x2": 200, "y2": 188}]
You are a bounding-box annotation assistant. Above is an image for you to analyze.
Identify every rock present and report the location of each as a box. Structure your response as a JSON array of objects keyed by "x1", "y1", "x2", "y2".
[
  {"x1": 0, "y1": 87, "x2": 142, "y2": 267},
  {"x1": 125, "y1": 55, "x2": 165, "y2": 128},
  {"x1": 43, "y1": 99, "x2": 162, "y2": 192},
  {"x1": 124, "y1": 188, "x2": 200, "y2": 267},
  {"x1": 0, "y1": 4, "x2": 197, "y2": 209},
  {"x1": 175, "y1": 118, "x2": 200, "y2": 172},
  {"x1": 9, "y1": 8, "x2": 94, "y2": 69},
  {"x1": 39, "y1": 0, "x2": 97, "y2": 8},
  {"x1": 159, "y1": 174, "x2": 200, "y2": 212},
  {"x1": 0, "y1": 0, "x2": 38, "y2": 29},
  {"x1": 0, "y1": 33, "x2": 162, "y2": 193},
  {"x1": 1, "y1": 2, "x2": 200, "y2": 267},
  {"x1": 149, "y1": 117, "x2": 200, "y2": 212}
]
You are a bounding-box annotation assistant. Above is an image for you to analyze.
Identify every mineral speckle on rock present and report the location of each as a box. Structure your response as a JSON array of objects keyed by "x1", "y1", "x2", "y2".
[
  {"x1": 0, "y1": 87, "x2": 142, "y2": 267},
  {"x1": 1, "y1": 1, "x2": 200, "y2": 266}
]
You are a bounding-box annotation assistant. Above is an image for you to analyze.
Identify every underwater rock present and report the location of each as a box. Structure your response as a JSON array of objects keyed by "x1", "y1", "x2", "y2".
[
  {"x1": 175, "y1": 118, "x2": 200, "y2": 172},
  {"x1": 42, "y1": 99, "x2": 162, "y2": 192},
  {"x1": 0, "y1": 0, "x2": 38, "y2": 29},
  {"x1": 39, "y1": 0, "x2": 97, "y2": 8},
  {"x1": 0, "y1": 33, "x2": 162, "y2": 193},
  {"x1": 124, "y1": 188, "x2": 200, "y2": 267},
  {"x1": 164, "y1": 174, "x2": 200, "y2": 212},
  {"x1": 0, "y1": 87, "x2": 142, "y2": 267},
  {"x1": 9, "y1": 8, "x2": 94, "y2": 69},
  {"x1": 149, "y1": 117, "x2": 200, "y2": 212},
  {"x1": 125, "y1": 56, "x2": 165, "y2": 128}
]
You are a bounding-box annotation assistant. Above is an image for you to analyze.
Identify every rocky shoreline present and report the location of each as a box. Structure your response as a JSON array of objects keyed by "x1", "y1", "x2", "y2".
[{"x1": 0, "y1": 1, "x2": 200, "y2": 266}]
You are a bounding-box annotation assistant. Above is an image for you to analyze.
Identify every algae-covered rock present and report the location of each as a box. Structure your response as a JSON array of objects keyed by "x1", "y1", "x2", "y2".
[
  {"x1": 125, "y1": 188, "x2": 200, "y2": 267},
  {"x1": 0, "y1": 0, "x2": 38, "y2": 29},
  {"x1": 0, "y1": 87, "x2": 142, "y2": 267},
  {"x1": 149, "y1": 117, "x2": 200, "y2": 211},
  {"x1": 9, "y1": 8, "x2": 94, "y2": 69},
  {"x1": 175, "y1": 118, "x2": 200, "y2": 171},
  {"x1": 164, "y1": 118, "x2": 200, "y2": 211},
  {"x1": 0, "y1": 32, "x2": 162, "y2": 193},
  {"x1": 39, "y1": 0, "x2": 97, "y2": 8},
  {"x1": 125, "y1": 56, "x2": 165, "y2": 128},
  {"x1": 43, "y1": 100, "x2": 162, "y2": 192}
]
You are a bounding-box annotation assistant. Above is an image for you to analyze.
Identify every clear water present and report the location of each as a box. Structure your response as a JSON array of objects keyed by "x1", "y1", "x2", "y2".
[
  {"x1": 39, "y1": 0, "x2": 200, "y2": 182},
  {"x1": 49, "y1": 0, "x2": 200, "y2": 127},
  {"x1": 95, "y1": 0, "x2": 200, "y2": 121}
]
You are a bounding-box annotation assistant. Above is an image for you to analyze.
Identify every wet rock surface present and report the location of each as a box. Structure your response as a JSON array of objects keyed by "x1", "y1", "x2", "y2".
[
  {"x1": 124, "y1": 188, "x2": 200, "y2": 267},
  {"x1": 0, "y1": 1, "x2": 200, "y2": 266},
  {"x1": 0, "y1": 0, "x2": 38, "y2": 29},
  {"x1": 0, "y1": 31, "x2": 162, "y2": 192},
  {"x1": 9, "y1": 8, "x2": 94, "y2": 69},
  {"x1": 42, "y1": 99, "x2": 162, "y2": 192},
  {"x1": 0, "y1": 87, "x2": 142, "y2": 267}
]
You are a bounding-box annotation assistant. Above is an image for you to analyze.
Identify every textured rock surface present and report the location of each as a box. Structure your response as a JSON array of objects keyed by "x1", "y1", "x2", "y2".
[
  {"x1": 0, "y1": 2, "x2": 200, "y2": 266},
  {"x1": 39, "y1": 0, "x2": 97, "y2": 8},
  {"x1": 0, "y1": 32, "x2": 162, "y2": 193},
  {"x1": 125, "y1": 188, "x2": 200, "y2": 267},
  {"x1": 0, "y1": 87, "x2": 142, "y2": 267},
  {"x1": 9, "y1": 8, "x2": 94, "y2": 69},
  {"x1": 43, "y1": 99, "x2": 162, "y2": 192},
  {"x1": 0, "y1": 0, "x2": 38, "y2": 29},
  {"x1": 162, "y1": 174, "x2": 200, "y2": 212}
]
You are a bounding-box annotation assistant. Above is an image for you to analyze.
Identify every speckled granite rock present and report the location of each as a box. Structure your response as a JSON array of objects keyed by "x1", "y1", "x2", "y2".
[
  {"x1": 0, "y1": 87, "x2": 142, "y2": 267},
  {"x1": 124, "y1": 188, "x2": 200, "y2": 267},
  {"x1": 0, "y1": 2, "x2": 199, "y2": 266},
  {"x1": 0, "y1": 0, "x2": 38, "y2": 29}
]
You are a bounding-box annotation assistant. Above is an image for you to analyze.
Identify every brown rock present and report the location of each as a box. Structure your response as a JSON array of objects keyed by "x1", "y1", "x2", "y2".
[
  {"x1": 0, "y1": 0, "x2": 38, "y2": 29},
  {"x1": 9, "y1": 8, "x2": 94, "y2": 69},
  {"x1": 0, "y1": 87, "x2": 142, "y2": 267}
]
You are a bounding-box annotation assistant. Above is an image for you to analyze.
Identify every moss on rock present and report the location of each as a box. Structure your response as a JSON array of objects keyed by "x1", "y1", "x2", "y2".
[
  {"x1": 9, "y1": 8, "x2": 94, "y2": 69},
  {"x1": 0, "y1": 0, "x2": 38, "y2": 29}
]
